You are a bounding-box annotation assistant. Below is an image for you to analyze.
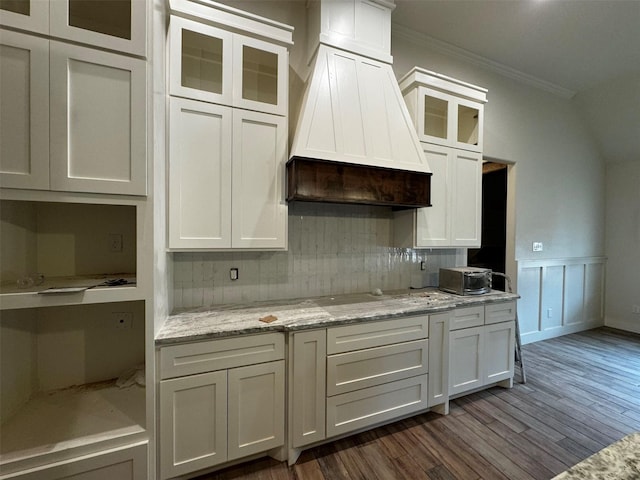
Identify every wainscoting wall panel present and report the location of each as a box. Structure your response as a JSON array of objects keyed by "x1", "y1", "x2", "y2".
[{"x1": 517, "y1": 257, "x2": 606, "y2": 344}]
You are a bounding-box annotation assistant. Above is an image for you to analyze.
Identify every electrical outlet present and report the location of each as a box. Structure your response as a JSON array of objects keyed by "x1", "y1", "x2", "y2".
[
  {"x1": 230, "y1": 268, "x2": 239, "y2": 281},
  {"x1": 109, "y1": 233, "x2": 123, "y2": 253},
  {"x1": 112, "y1": 312, "x2": 133, "y2": 329},
  {"x1": 420, "y1": 261, "x2": 427, "y2": 271},
  {"x1": 532, "y1": 242, "x2": 543, "y2": 252},
  {"x1": 632, "y1": 305, "x2": 640, "y2": 315},
  {"x1": 547, "y1": 308, "x2": 553, "y2": 318}
]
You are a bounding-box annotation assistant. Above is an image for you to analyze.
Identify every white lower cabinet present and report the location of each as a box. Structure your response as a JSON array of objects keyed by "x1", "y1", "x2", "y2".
[
  {"x1": 428, "y1": 313, "x2": 450, "y2": 408},
  {"x1": 158, "y1": 334, "x2": 285, "y2": 479},
  {"x1": 449, "y1": 301, "x2": 516, "y2": 397},
  {"x1": 5, "y1": 443, "x2": 147, "y2": 480}
]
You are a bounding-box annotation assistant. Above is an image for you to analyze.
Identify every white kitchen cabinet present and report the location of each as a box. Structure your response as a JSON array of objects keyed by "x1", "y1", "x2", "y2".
[
  {"x1": 168, "y1": 98, "x2": 287, "y2": 250},
  {"x1": 0, "y1": 0, "x2": 146, "y2": 56},
  {"x1": 289, "y1": 329, "x2": 326, "y2": 450},
  {"x1": 395, "y1": 144, "x2": 482, "y2": 248},
  {"x1": 0, "y1": 30, "x2": 49, "y2": 190},
  {"x1": 168, "y1": 11, "x2": 288, "y2": 116},
  {"x1": 158, "y1": 334, "x2": 285, "y2": 479},
  {"x1": 0, "y1": 34, "x2": 147, "y2": 195},
  {"x1": 428, "y1": 313, "x2": 449, "y2": 409},
  {"x1": 448, "y1": 302, "x2": 516, "y2": 397},
  {"x1": 4, "y1": 443, "x2": 148, "y2": 480},
  {"x1": 400, "y1": 68, "x2": 486, "y2": 153}
]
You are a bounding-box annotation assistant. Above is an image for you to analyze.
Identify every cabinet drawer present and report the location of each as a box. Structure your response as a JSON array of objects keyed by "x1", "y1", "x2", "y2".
[
  {"x1": 485, "y1": 301, "x2": 517, "y2": 325},
  {"x1": 327, "y1": 315, "x2": 428, "y2": 354},
  {"x1": 326, "y1": 375, "x2": 428, "y2": 438},
  {"x1": 327, "y1": 339, "x2": 428, "y2": 396},
  {"x1": 449, "y1": 306, "x2": 484, "y2": 330},
  {"x1": 160, "y1": 333, "x2": 284, "y2": 379}
]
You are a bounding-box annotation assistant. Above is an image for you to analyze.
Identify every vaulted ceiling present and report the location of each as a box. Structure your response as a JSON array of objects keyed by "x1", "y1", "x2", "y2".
[{"x1": 392, "y1": 0, "x2": 640, "y2": 163}]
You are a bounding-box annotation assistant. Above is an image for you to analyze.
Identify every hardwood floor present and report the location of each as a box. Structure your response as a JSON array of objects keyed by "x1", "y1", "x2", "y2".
[{"x1": 195, "y1": 327, "x2": 640, "y2": 480}]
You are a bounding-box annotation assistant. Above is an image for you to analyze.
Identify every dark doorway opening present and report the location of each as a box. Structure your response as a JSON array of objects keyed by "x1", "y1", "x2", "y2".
[{"x1": 468, "y1": 162, "x2": 508, "y2": 291}]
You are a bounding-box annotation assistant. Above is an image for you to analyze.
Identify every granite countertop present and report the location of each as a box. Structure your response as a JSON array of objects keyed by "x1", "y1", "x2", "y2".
[{"x1": 156, "y1": 288, "x2": 519, "y2": 346}]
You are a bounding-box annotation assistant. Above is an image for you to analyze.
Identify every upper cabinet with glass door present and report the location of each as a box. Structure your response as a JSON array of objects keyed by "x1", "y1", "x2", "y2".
[
  {"x1": 399, "y1": 68, "x2": 487, "y2": 152},
  {"x1": 0, "y1": 0, "x2": 146, "y2": 56},
  {"x1": 168, "y1": 0, "x2": 292, "y2": 116}
]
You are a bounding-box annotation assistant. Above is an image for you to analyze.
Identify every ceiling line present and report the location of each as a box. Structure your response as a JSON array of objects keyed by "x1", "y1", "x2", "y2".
[{"x1": 391, "y1": 23, "x2": 576, "y2": 100}]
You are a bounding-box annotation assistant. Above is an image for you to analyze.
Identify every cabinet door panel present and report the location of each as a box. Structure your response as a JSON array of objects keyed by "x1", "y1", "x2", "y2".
[
  {"x1": 168, "y1": 97, "x2": 232, "y2": 249},
  {"x1": 450, "y1": 306, "x2": 484, "y2": 331},
  {"x1": 327, "y1": 339, "x2": 428, "y2": 396},
  {"x1": 290, "y1": 330, "x2": 326, "y2": 448},
  {"x1": 450, "y1": 150, "x2": 482, "y2": 247},
  {"x1": 417, "y1": 87, "x2": 454, "y2": 147},
  {"x1": 415, "y1": 144, "x2": 451, "y2": 247},
  {"x1": 160, "y1": 371, "x2": 228, "y2": 479},
  {"x1": 168, "y1": 15, "x2": 233, "y2": 105},
  {"x1": 0, "y1": 31, "x2": 49, "y2": 190},
  {"x1": 484, "y1": 321, "x2": 515, "y2": 384},
  {"x1": 49, "y1": 0, "x2": 146, "y2": 56},
  {"x1": 0, "y1": 0, "x2": 49, "y2": 34},
  {"x1": 428, "y1": 313, "x2": 449, "y2": 407},
  {"x1": 232, "y1": 110, "x2": 287, "y2": 249},
  {"x1": 449, "y1": 325, "x2": 483, "y2": 396},
  {"x1": 49, "y1": 42, "x2": 146, "y2": 195},
  {"x1": 233, "y1": 35, "x2": 288, "y2": 116},
  {"x1": 228, "y1": 360, "x2": 285, "y2": 460},
  {"x1": 485, "y1": 301, "x2": 517, "y2": 325}
]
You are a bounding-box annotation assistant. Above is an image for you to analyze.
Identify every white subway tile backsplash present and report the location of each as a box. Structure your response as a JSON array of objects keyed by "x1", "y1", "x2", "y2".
[{"x1": 172, "y1": 203, "x2": 462, "y2": 308}]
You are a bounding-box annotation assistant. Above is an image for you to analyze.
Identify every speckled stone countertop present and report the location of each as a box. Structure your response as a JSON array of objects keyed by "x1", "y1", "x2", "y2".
[
  {"x1": 552, "y1": 432, "x2": 640, "y2": 479},
  {"x1": 156, "y1": 288, "x2": 518, "y2": 345}
]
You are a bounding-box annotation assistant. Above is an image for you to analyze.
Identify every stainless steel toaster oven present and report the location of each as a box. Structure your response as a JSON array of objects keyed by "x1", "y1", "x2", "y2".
[{"x1": 439, "y1": 267, "x2": 492, "y2": 295}]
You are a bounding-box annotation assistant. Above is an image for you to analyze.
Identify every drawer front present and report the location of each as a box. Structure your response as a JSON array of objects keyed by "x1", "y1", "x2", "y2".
[
  {"x1": 327, "y1": 339, "x2": 428, "y2": 396},
  {"x1": 326, "y1": 375, "x2": 428, "y2": 438},
  {"x1": 450, "y1": 306, "x2": 485, "y2": 330},
  {"x1": 327, "y1": 315, "x2": 429, "y2": 355},
  {"x1": 485, "y1": 301, "x2": 517, "y2": 325},
  {"x1": 160, "y1": 333, "x2": 284, "y2": 379}
]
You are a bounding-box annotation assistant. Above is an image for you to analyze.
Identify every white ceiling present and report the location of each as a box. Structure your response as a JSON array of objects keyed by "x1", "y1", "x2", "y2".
[
  {"x1": 392, "y1": 0, "x2": 640, "y2": 163},
  {"x1": 392, "y1": 0, "x2": 640, "y2": 96}
]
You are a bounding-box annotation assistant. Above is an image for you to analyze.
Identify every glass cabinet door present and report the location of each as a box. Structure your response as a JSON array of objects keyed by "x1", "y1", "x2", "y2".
[
  {"x1": 169, "y1": 15, "x2": 233, "y2": 106},
  {"x1": 50, "y1": 0, "x2": 146, "y2": 56},
  {"x1": 455, "y1": 101, "x2": 483, "y2": 151},
  {"x1": 0, "y1": 0, "x2": 49, "y2": 34},
  {"x1": 419, "y1": 89, "x2": 454, "y2": 148},
  {"x1": 233, "y1": 35, "x2": 287, "y2": 116}
]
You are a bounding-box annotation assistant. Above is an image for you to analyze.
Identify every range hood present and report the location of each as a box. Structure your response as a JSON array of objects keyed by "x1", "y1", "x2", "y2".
[{"x1": 287, "y1": 0, "x2": 431, "y2": 208}]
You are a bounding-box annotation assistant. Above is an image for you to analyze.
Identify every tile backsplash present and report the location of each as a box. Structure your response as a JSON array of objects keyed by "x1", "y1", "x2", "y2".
[{"x1": 172, "y1": 202, "x2": 463, "y2": 309}]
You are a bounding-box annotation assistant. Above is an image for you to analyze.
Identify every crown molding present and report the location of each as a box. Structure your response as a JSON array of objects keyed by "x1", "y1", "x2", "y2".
[{"x1": 392, "y1": 23, "x2": 576, "y2": 100}]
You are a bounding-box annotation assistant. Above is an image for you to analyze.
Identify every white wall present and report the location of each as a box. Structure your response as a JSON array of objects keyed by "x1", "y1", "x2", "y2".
[{"x1": 603, "y1": 161, "x2": 640, "y2": 333}]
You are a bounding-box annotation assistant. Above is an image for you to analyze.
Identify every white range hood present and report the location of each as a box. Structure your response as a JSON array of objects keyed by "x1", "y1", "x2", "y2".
[{"x1": 287, "y1": 0, "x2": 431, "y2": 208}]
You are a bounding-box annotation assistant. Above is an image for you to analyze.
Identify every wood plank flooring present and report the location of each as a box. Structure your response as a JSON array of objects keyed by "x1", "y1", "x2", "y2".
[{"x1": 195, "y1": 327, "x2": 640, "y2": 480}]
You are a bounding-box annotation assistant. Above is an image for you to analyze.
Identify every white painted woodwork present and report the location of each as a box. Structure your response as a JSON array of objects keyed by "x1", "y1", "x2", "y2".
[
  {"x1": 49, "y1": 42, "x2": 147, "y2": 195},
  {"x1": 448, "y1": 325, "x2": 484, "y2": 396},
  {"x1": 399, "y1": 67, "x2": 487, "y2": 153},
  {"x1": 168, "y1": 97, "x2": 233, "y2": 249},
  {"x1": 227, "y1": 360, "x2": 285, "y2": 461},
  {"x1": 290, "y1": 44, "x2": 429, "y2": 174},
  {"x1": 485, "y1": 301, "x2": 517, "y2": 325},
  {"x1": 290, "y1": 330, "x2": 327, "y2": 448},
  {"x1": 0, "y1": 30, "x2": 49, "y2": 190},
  {"x1": 428, "y1": 313, "x2": 449, "y2": 408},
  {"x1": 393, "y1": 146, "x2": 482, "y2": 248},
  {"x1": 0, "y1": 0, "x2": 49, "y2": 34},
  {"x1": 326, "y1": 375, "x2": 428, "y2": 438},
  {"x1": 49, "y1": 0, "x2": 147, "y2": 56},
  {"x1": 449, "y1": 305, "x2": 485, "y2": 331},
  {"x1": 5, "y1": 443, "x2": 148, "y2": 480},
  {"x1": 160, "y1": 333, "x2": 284, "y2": 379},
  {"x1": 327, "y1": 339, "x2": 428, "y2": 396},
  {"x1": 231, "y1": 110, "x2": 287, "y2": 249},
  {"x1": 159, "y1": 370, "x2": 228, "y2": 479},
  {"x1": 517, "y1": 257, "x2": 607, "y2": 344},
  {"x1": 326, "y1": 314, "x2": 429, "y2": 355},
  {"x1": 306, "y1": 0, "x2": 394, "y2": 64},
  {"x1": 168, "y1": 16, "x2": 233, "y2": 106},
  {"x1": 168, "y1": 10, "x2": 288, "y2": 116},
  {"x1": 484, "y1": 320, "x2": 516, "y2": 384}
]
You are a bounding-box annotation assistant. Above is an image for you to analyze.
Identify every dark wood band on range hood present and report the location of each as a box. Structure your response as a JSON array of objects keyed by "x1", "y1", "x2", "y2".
[{"x1": 286, "y1": 157, "x2": 432, "y2": 208}]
